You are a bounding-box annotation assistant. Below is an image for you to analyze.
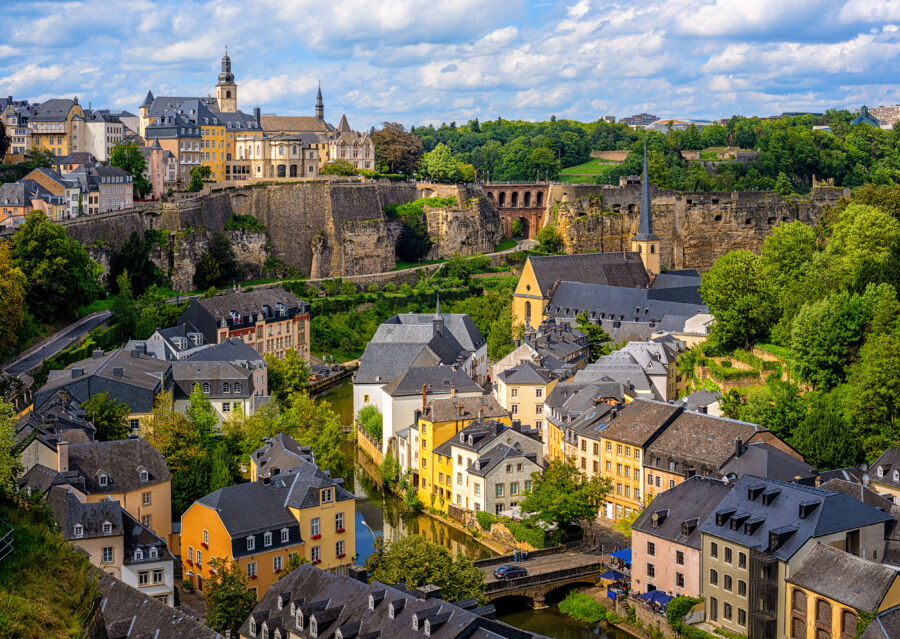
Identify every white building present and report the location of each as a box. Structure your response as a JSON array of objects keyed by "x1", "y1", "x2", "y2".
[{"x1": 83, "y1": 110, "x2": 125, "y2": 162}]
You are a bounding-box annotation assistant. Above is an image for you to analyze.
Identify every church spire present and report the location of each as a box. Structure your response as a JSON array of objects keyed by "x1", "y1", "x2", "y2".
[
  {"x1": 315, "y1": 82, "x2": 324, "y2": 121},
  {"x1": 633, "y1": 142, "x2": 659, "y2": 241}
]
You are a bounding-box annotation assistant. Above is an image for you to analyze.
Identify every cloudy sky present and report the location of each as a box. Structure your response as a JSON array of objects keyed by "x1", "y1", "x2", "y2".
[{"x1": 2, "y1": 0, "x2": 899, "y2": 129}]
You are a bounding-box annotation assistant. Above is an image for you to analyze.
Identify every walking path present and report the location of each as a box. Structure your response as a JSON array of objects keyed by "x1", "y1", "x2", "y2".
[{"x1": 2, "y1": 311, "x2": 112, "y2": 376}]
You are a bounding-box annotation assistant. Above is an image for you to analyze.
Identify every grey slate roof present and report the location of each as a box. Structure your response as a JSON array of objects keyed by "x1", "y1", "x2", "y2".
[
  {"x1": 48, "y1": 486, "x2": 124, "y2": 540},
  {"x1": 565, "y1": 402, "x2": 614, "y2": 440},
  {"x1": 434, "y1": 420, "x2": 540, "y2": 457},
  {"x1": 719, "y1": 441, "x2": 817, "y2": 484},
  {"x1": 171, "y1": 360, "x2": 252, "y2": 400},
  {"x1": 468, "y1": 445, "x2": 541, "y2": 477},
  {"x1": 872, "y1": 449, "x2": 900, "y2": 489},
  {"x1": 681, "y1": 389, "x2": 721, "y2": 412},
  {"x1": 818, "y1": 479, "x2": 896, "y2": 511},
  {"x1": 238, "y1": 563, "x2": 545, "y2": 639},
  {"x1": 788, "y1": 543, "x2": 898, "y2": 612},
  {"x1": 16, "y1": 389, "x2": 96, "y2": 451},
  {"x1": 698, "y1": 475, "x2": 893, "y2": 562},
  {"x1": 498, "y1": 360, "x2": 553, "y2": 385},
  {"x1": 527, "y1": 253, "x2": 650, "y2": 295},
  {"x1": 818, "y1": 465, "x2": 867, "y2": 485},
  {"x1": 31, "y1": 98, "x2": 78, "y2": 121},
  {"x1": 862, "y1": 606, "x2": 900, "y2": 639},
  {"x1": 189, "y1": 337, "x2": 265, "y2": 366},
  {"x1": 422, "y1": 395, "x2": 508, "y2": 424},
  {"x1": 98, "y1": 571, "x2": 221, "y2": 639},
  {"x1": 355, "y1": 342, "x2": 441, "y2": 384},
  {"x1": 122, "y1": 509, "x2": 173, "y2": 566},
  {"x1": 632, "y1": 475, "x2": 731, "y2": 549},
  {"x1": 391, "y1": 313, "x2": 486, "y2": 351},
  {"x1": 68, "y1": 438, "x2": 171, "y2": 494},
  {"x1": 546, "y1": 281, "x2": 707, "y2": 323},
  {"x1": 600, "y1": 398, "x2": 682, "y2": 447},
  {"x1": 251, "y1": 433, "x2": 314, "y2": 478},
  {"x1": 381, "y1": 366, "x2": 482, "y2": 398}
]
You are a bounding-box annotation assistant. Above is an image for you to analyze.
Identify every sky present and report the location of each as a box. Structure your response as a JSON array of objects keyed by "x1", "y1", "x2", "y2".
[{"x1": 2, "y1": 0, "x2": 900, "y2": 130}]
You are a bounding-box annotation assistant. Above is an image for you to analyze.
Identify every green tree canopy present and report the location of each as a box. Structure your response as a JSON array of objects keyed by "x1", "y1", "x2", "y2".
[
  {"x1": 108, "y1": 231, "x2": 165, "y2": 295},
  {"x1": 366, "y1": 536, "x2": 484, "y2": 602},
  {"x1": 519, "y1": 459, "x2": 611, "y2": 529},
  {"x1": 0, "y1": 400, "x2": 21, "y2": 497},
  {"x1": 0, "y1": 241, "x2": 27, "y2": 355},
  {"x1": 205, "y1": 558, "x2": 257, "y2": 636},
  {"x1": 82, "y1": 392, "x2": 130, "y2": 441},
  {"x1": 372, "y1": 122, "x2": 423, "y2": 175},
  {"x1": 320, "y1": 159, "x2": 356, "y2": 176},
  {"x1": 790, "y1": 393, "x2": 863, "y2": 470},
  {"x1": 575, "y1": 311, "x2": 612, "y2": 360},
  {"x1": 109, "y1": 141, "x2": 151, "y2": 197},
  {"x1": 10, "y1": 211, "x2": 103, "y2": 320},
  {"x1": 421, "y1": 143, "x2": 460, "y2": 183},
  {"x1": 266, "y1": 350, "x2": 311, "y2": 405}
]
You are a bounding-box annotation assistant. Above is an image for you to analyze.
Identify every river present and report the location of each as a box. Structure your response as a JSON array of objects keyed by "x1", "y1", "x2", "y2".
[{"x1": 319, "y1": 382, "x2": 634, "y2": 639}]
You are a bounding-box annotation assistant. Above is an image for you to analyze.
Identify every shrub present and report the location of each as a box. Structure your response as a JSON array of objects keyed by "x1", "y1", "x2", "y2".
[
  {"x1": 224, "y1": 214, "x2": 266, "y2": 232},
  {"x1": 182, "y1": 577, "x2": 194, "y2": 592},
  {"x1": 733, "y1": 348, "x2": 778, "y2": 371},
  {"x1": 476, "y1": 511, "x2": 496, "y2": 530},
  {"x1": 367, "y1": 282, "x2": 380, "y2": 293},
  {"x1": 383, "y1": 282, "x2": 397, "y2": 292},
  {"x1": 501, "y1": 518, "x2": 547, "y2": 548},
  {"x1": 558, "y1": 591, "x2": 607, "y2": 623},
  {"x1": 707, "y1": 360, "x2": 760, "y2": 381},
  {"x1": 357, "y1": 405, "x2": 383, "y2": 441}
]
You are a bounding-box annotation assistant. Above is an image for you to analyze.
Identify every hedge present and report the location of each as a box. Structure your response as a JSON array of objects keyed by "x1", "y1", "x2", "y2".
[
  {"x1": 706, "y1": 359, "x2": 760, "y2": 381},
  {"x1": 732, "y1": 349, "x2": 778, "y2": 371},
  {"x1": 558, "y1": 591, "x2": 607, "y2": 623}
]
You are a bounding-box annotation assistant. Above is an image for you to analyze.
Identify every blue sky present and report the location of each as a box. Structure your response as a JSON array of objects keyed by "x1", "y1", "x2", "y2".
[{"x1": 2, "y1": 0, "x2": 900, "y2": 130}]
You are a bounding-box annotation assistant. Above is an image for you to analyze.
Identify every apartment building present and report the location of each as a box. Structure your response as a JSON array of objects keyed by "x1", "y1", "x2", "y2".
[
  {"x1": 494, "y1": 361, "x2": 557, "y2": 432},
  {"x1": 83, "y1": 109, "x2": 124, "y2": 161},
  {"x1": 544, "y1": 380, "x2": 626, "y2": 463}
]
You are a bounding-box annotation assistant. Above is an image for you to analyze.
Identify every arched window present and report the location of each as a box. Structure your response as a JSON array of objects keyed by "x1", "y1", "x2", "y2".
[
  {"x1": 234, "y1": 382, "x2": 242, "y2": 393},
  {"x1": 226, "y1": 90, "x2": 231, "y2": 98},
  {"x1": 279, "y1": 145, "x2": 284, "y2": 156},
  {"x1": 524, "y1": 301, "x2": 532, "y2": 328},
  {"x1": 816, "y1": 599, "x2": 832, "y2": 629},
  {"x1": 650, "y1": 244, "x2": 656, "y2": 254},
  {"x1": 201, "y1": 382, "x2": 211, "y2": 394},
  {"x1": 223, "y1": 382, "x2": 231, "y2": 394}
]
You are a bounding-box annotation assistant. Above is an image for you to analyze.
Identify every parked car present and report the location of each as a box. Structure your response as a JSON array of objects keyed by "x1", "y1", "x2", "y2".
[
  {"x1": 332, "y1": 365, "x2": 344, "y2": 372},
  {"x1": 493, "y1": 565, "x2": 527, "y2": 580}
]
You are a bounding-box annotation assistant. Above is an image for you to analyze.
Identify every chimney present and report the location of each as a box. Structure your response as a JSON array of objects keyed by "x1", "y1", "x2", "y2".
[
  {"x1": 735, "y1": 439, "x2": 743, "y2": 458},
  {"x1": 113, "y1": 367, "x2": 124, "y2": 377},
  {"x1": 57, "y1": 441, "x2": 69, "y2": 473},
  {"x1": 415, "y1": 584, "x2": 442, "y2": 600},
  {"x1": 450, "y1": 385, "x2": 456, "y2": 398},
  {"x1": 511, "y1": 419, "x2": 521, "y2": 432},
  {"x1": 349, "y1": 565, "x2": 368, "y2": 583},
  {"x1": 72, "y1": 368, "x2": 84, "y2": 378},
  {"x1": 478, "y1": 406, "x2": 484, "y2": 422},
  {"x1": 422, "y1": 384, "x2": 427, "y2": 410},
  {"x1": 254, "y1": 106, "x2": 261, "y2": 126},
  {"x1": 92, "y1": 349, "x2": 104, "y2": 359}
]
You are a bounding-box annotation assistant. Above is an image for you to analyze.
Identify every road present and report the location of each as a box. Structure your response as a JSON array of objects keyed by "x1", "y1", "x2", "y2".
[
  {"x1": 3, "y1": 311, "x2": 112, "y2": 376},
  {"x1": 482, "y1": 549, "x2": 605, "y2": 584}
]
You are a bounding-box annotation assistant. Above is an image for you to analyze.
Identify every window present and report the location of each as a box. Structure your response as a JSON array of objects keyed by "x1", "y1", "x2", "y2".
[
  {"x1": 617, "y1": 463, "x2": 623, "y2": 475},
  {"x1": 139, "y1": 571, "x2": 149, "y2": 585},
  {"x1": 202, "y1": 529, "x2": 209, "y2": 544},
  {"x1": 311, "y1": 517, "x2": 320, "y2": 537},
  {"x1": 264, "y1": 532, "x2": 272, "y2": 547},
  {"x1": 635, "y1": 450, "x2": 641, "y2": 460},
  {"x1": 593, "y1": 443, "x2": 600, "y2": 455},
  {"x1": 647, "y1": 541, "x2": 656, "y2": 556},
  {"x1": 274, "y1": 555, "x2": 283, "y2": 572},
  {"x1": 724, "y1": 574, "x2": 733, "y2": 591},
  {"x1": 738, "y1": 580, "x2": 747, "y2": 597},
  {"x1": 635, "y1": 488, "x2": 641, "y2": 501},
  {"x1": 676, "y1": 550, "x2": 684, "y2": 565},
  {"x1": 723, "y1": 602, "x2": 732, "y2": 620},
  {"x1": 511, "y1": 388, "x2": 518, "y2": 397},
  {"x1": 321, "y1": 489, "x2": 333, "y2": 503},
  {"x1": 511, "y1": 482, "x2": 519, "y2": 496},
  {"x1": 130, "y1": 418, "x2": 140, "y2": 430},
  {"x1": 607, "y1": 461, "x2": 612, "y2": 471},
  {"x1": 247, "y1": 536, "x2": 256, "y2": 551},
  {"x1": 710, "y1": 569, "x2": 718, "y2": 586},
  {"x1": 710, "y1": 542, "x2": 718, "y2": 558},
  {"x1": 247, "y1": 561, "x2": 257, "y2": 578},
  {"x1": 149, "y1": 547, "x2": 158, "y2": 559},
  {"x1": 74, "y1": 524, "x2": 83, "y2": 538},
  {"x1": 725, "y1": 547, "x2": 733, "y2": 564},
  {"x1": 153, "y1": 569, "x2": 163, "y2": 584},
  {"x1": 142, "y1": 491, "x2": 152, "y2": 506},
  {"x1": 140, "y1": 469, "x2": 149, "y2": 482},
  {"x1": 817, "y1": 599, "x2": 832, "y2": 629},
  {"x1": 511, "y1": 404, "x2": 518, "y2": 414},
  {"x1": 457, "y1": 472, "x2": 463, "y2": 485},
  {"x1": 496, "y1": 484, "x2": 504, "y2": 497},
  {"x1": 335, "y1": 513, "x2": 344, "y2": 531},
  {"x1": 738, "y1": 552, "x2": 747, "y2": 568},
  {"x1": 617, "y1": 483, "x2": 623, "y2": 495},
  {"x1": 196, "y1": 550, "x2": 203, "y2": 568},
  {"x1": 617, "y1": 444, "x2": 623, "y2": 454},
  {"x1": 535, "y1": 388, "x2": 543, "y2": 398},
  {"x1": 841, "y1": 610, "x2": 858, "y2": 637},
  {"x1": 625, "y1": 446, "x2": 631, "y2": 457},
  {"x1": 516, "y1": 463, "x2": 523, "y2": 472},
  {"x1": 202, "y1": 382, "x2": 211, "y2": 393},
  {"x1": 222, "y1": 402, "x2": 230, "y2": 412},
  {"x1": 474, "y1": 483, "x2": 481, "y2": 496},
  {"x1": 99, "y1": 473, "x2": 109, "y2": 487},
  {"x1": 102, "y1": 521, "x2": 113, "y2": 535},
  {"x1": 646, "y1": 563, "x2": 655, "y2": 577},
  {"x1": 311, "y1": 546, "x2": 321, "y2": 562},
  {"x1": 223, "y1": 382, "x2": 231, "y2": 394},
  {"x1": 676, "y1": 572, "x2": 685, "y2": 588},
  {"x1": 142, "y1": 514, "x2": 152, "y2": 529},
  {"x1": 738, "y1": 608, "x2": 747, "y2": 627},
  {"x1": 606, "y1": 442, "x2": 612, "y2": 451},
  {"x1": 710, "y1": 597, "x2": 718, "y2": 621},
  {"x1": 102, "y1": 547, "x2": 113, "y2": 563},
  {"x1": 336, "y1": 540, "x2": 345, "y2": 557}
]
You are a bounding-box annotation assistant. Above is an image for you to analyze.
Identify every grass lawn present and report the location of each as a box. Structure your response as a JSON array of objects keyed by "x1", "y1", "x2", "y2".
[
  {"x1": 392, "y1": 257, "x2": 447, "y2": 271},
  {"x1": 699, "y1": 151, "x2": 720, "y2": 160},
  {"x1": 561, "y1": 158, "x2": 622, "y2": 175},
  {"x1": 494, "y1": 239, "x2": 517, "y2": 251}
]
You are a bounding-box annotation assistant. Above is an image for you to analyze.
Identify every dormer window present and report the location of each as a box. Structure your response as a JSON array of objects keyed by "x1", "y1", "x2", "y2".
[
  {"x1": 247, "y1": 536, "x2": 255, "y2": 551},
  {"x1": 264, "y1": 532, "x2": 272, "y2": 547},
  {"x1": 202, "y1": 382, "x2": 211, "y2": 394},
  {"x1": 139, "y1": 469, "x2": 149, "y2": 483},
  {"x1": 310, "y1": 619, "x2": 318, "y2": 637},
  {"x1": 250, "y1": 619, "x2": 257, "y2": 637},
  {"x1": 101, "y1": 521, "x2": 113, "y2": 535},
  {"x1": 878, "y1": 466, "x2": 885, "y2": 478},
  {"x1": 234, "y1": 382, "x2": 242, "y2": 393},
  {"x1": 262, "y1": 627, "x2": 269, "y2": 639},
  {"x1": 73, "y1": 524, "x2": 83, "y2": 538},
  {"x1": 134, "y1": 548, "x2": 143, "y2": 560},
  {"x1": 223, "y1": 382, "x2": 231, "y2": 394},
  {"x1": 149, "y1": 547, "x2": 158, "y2": 559},
  {"x1": 894, "y1": 470, "x2": 899, "y2": 483},
  {"x1": 99, "y1": 473, "x2": 109, "y2": 487},
  {"x1": 281, "y1": 528, "x2": 289, "y2": 543},
  {"x1": 321, "y1": 488, "x2": 333, "y2": 504}
]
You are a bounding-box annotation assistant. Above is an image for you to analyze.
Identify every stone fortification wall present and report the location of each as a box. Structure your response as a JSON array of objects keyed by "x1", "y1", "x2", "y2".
[
  {"x1": 549, "y1": 183, "x2": 847, "y2": 271},
  {"x1": 424, "y1": 186, "x2": 503, "y2": 259}
]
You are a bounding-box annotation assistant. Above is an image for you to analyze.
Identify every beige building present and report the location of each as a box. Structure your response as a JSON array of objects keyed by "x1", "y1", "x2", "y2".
[
  {"x1": 868, "y1": 449, "x2": 900, "y2": 502},
  {"x1": 494, "y1": 360, "x2": 557, "y2": 432},
  {"x1": 234, "y1": 133, "x2": 320, "y2": 180}
]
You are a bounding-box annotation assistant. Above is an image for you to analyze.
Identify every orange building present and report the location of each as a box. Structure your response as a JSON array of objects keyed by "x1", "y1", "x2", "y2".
[{"x1": 181, "y1": 457, "x2": 355, "y2": 599}]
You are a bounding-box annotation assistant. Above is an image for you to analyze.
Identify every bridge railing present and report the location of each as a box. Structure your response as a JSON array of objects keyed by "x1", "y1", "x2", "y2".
[
  {"x1": 474, "y1": 545, "x2": 569, "y2": 568},
  {"x1": 483, "y1": 560, "x2": 606, "y2": 594}
]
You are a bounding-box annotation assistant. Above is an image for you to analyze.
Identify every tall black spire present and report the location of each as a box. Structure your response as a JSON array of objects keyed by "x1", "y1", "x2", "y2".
[
  {"x1": 315, "y1": 82, "x2": 324, "y2": 121},
  {"x1": 633, "y1": 142, "x2": 659, "y2": 241},
  {"x1": 217, "y1": 47, "x2": 234, "y2": 85}
]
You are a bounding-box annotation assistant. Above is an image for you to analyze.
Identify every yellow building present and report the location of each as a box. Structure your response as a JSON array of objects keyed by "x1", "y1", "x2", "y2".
[
  {"x1": 869, "y1": 449, "x2": 900, "y2": 502},
  {"x1": 181, "y1": 457, "x2": 355, "y2": 600},
  {"x1": 415, "y1": 395, "x2": 510, "y2": 513},
  {"x1": 511, "y1": 253, "x2": 649, "y2": 330},
  {"x1": 494, "y1": 360, "x2": 557, "y2": 432},
  {"x1": 787, "y1": 544, "x2": 900, "y2": 639},
  {"x1": 26, "y1": 98, "x2": 86, "y2": 157}
]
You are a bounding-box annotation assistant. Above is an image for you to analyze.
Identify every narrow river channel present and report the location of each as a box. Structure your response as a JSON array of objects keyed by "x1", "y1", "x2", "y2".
[{"x1": 319, "y1": 381, "x2": 635, "y2": 639}]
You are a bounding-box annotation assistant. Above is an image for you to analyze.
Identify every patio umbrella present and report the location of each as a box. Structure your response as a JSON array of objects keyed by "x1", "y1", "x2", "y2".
[
  {"x1": 598, "y1": 569, "x2": 625, "y2": 580},
  {"x1": 638, "y1": 590, "x2": 673, "y2": 606},
  {"x1": 609, "y1": 548, "x2": 632, "y2": 564}
]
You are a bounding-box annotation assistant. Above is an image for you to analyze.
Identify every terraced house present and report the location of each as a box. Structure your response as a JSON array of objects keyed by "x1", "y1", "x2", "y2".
[{"x1": 181, "y1": 451, "x2": 355, "y2": 599}]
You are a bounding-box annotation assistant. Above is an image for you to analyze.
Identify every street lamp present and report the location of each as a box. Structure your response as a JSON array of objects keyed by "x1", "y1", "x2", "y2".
[{"x1": 360, "y1": 518, "x2": 377, "y2": 540}]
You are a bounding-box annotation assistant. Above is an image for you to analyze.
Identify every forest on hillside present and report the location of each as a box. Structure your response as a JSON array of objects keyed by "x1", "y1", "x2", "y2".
[{"x1": 380, "y1": 111, "x2": 900, "y2": 193}]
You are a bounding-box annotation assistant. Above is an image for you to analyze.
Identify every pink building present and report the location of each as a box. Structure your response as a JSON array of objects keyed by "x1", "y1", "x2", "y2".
[{"x1": 630, "y1": 475, "x2": 730, "y2": 597}]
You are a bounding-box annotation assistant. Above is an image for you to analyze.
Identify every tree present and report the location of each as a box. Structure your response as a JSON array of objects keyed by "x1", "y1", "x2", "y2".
[
  {"x1": 320, "y1": 159, "x2": 357, "y2": 176},
  {"x1": 188, "y1": 165, "x2": 211, "y2": 192},
  {"x1": 519, "y1": 459, "x2": 611, "y2": 529},
  {"x1": 278, "y1": 552, "x2": 308, "y2": 580},
  {"x1": 790, "y1": 394, "x2": 863, "y2": 470},
  {"x1": 760, "y1": 221, "x2": 818, "y2": 292},
  {"x1": 740, "y1": 376, "x2": 805, "y2": 441},
  {"x1": 575, "y1": 311, "x2": 612, "y2": 360},
  {"x1": 194, "y1": 233, "x2": 238, "y2": 290},
  {"x1": 111, "y1": 271, "x2": 138, "y2": 339},
  {"x1": 193, "y1": 253, "x2": 221, "y2": 291},
  {"x1": 205, "y1": 558, "x2": 257, "y2": 636},
  {"x1": 82, "y1": 392, "x2": 130, "y2": 441},
  {"x1": 0, "y1": 242, "x2": 26, "y2": 355},
  {"x1": 109, "y1": 141, "x2": 151, "y2": 197},
  {"x1": 133, "y1": 285, "x2": 187, "y2": 340},
  {"x1": 824, "y1": 203, "x2": 900, "y2": 292},
  {"x1": 0, "y1": 120, "x2": 9, "y2": 159},
  {"x1": 774, "y1": 171, "x2": 794, "y2": 197},
  {"x1": 420, "y1": 143, "x2": 460, "y2": 183},
  {"x1": 108, "y1": 231, "x2": 165, "y2": 295},
  {"x1": 357, "y1": 405, "x2": 383, "y2": 441},
  {"x1": 209, "y1": 440, "x2": 239, "y2": 492},
  {"x1": 145, "y1": 393, "x2": 212, "y2": 516},
  {"x1": 845, "y1": 327, "x2": 900, "y2": 459},
  {"x1": 395, "y1": 203, "x2": 433, "y2": 263},
  {"x1": 535, "y1": 225, "x2": 562, "y2": 253},
  {"x1": 266, "y1": 350, "x2": 311, "y2": 405},
  {"x1": 10, "y1": 211, "x2": 103, "y2": 320},
  {"x1": 366, "y1": 536, "x2": 484, "y2": 602},
  {"x1": 525, "y1": 147, "x2": 561, "y2": 180},
  {"x1": 372, "y1": 122, "x2": 423, "y2": 175},
  {"x1": 0, "y1": 400, "x2": 21, "y2": 498},
  {"x1": 185, "y1": 383, "x2": 219, "y2": 438},
  {"x1": 700, "y1": 250, "x2": 778, "y2": 349}
]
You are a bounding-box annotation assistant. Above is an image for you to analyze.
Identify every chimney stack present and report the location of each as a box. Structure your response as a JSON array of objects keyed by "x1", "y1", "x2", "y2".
[
  {"x1": 450, "y1": 385, "x2": 456, "y2": 398},
  {"x1": 735, "y1": 439, "x2": 743, "y2": 458},
  {"x1": 422, "y1": 384, "x2": 428, "y2": 410},
  {"x1": 57, "y1": 441, "x2": 69, "y2": 473}
]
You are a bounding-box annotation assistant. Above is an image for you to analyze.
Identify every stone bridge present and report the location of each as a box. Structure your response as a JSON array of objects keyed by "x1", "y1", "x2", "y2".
[
  {"x1": 481, "y1": 184, "x2": 549, "y2": 239},
  {"x1": 477, "y1": 548, "x2": 606, "y2": 609}
]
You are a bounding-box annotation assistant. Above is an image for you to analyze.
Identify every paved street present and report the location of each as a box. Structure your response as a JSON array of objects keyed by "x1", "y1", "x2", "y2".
[
  {"x1": 482, "y1": 549, "x2": 605, "y2": 584},
  {"x1": 3, "y1": 311, "x2": 112, "y2": 376}
]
